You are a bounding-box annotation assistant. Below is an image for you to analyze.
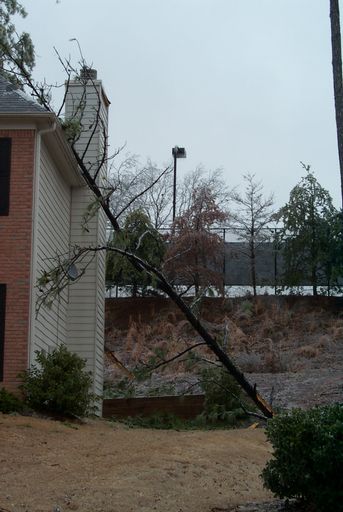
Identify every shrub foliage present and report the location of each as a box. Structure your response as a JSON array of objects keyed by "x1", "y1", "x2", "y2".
[
  {"x1": 262, "y1": 404, "x2": 343, "y2": 512},
  {"x1": 200, "y1": 367, "x2": 250, "y2": 425},
  {"x1": 0, "y1": 387, "x2": 23, "y2": 414},
  {"x1": 20, "y1": 345, "x2": 97, "y2": 417}
]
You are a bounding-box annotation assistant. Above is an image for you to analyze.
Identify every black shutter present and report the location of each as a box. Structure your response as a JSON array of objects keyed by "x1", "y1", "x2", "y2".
[
  {"x1": 0, "y1": 138, "x2": 12, "y2": 216},
  {"x1": 0, "y1": 284, "x2": 6, "y2": 381}
]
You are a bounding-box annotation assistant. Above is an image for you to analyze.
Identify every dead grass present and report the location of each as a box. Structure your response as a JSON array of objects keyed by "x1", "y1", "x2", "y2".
[
  {"x1": 0, "y1": 414, "x2": 272, "y2": 512},
  {"x1": 105, "y1": 297, "x2": 343, "y2": 385},
  {"x1": 329, "y1": 323, "x2": 343, "y2": 341},
  {"x1": 296, "y1": 344, "x2": 321, "y2": 359}
]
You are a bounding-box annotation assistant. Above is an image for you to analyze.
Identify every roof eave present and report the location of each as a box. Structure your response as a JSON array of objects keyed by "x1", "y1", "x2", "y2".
[
  {"x1": 0, "y1": 111, "x2": 55, "y2": 124},
  {"x1": 0, "y1": 111, "x2": 84, "y2": 187},
  {"x1": 43, "y1": 123, "x2": 85, "y2": 187}
]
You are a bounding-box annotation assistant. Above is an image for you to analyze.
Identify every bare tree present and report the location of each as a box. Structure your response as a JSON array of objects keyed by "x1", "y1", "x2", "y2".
[
  {"x1": 177, "y1": 166, "x2": 230, "y2": 216},
  {"x1": 2, "y1": 39, "x2": 273, "y2": 418},
  {"x1": 229, "y1": 173, "x2": 275, "y2": 296},
  {"x1": 108, "y1": 164, "x2": 230, "y2": 233},
  {"x1": 108, "y1": 158, "x2": 173, "y2": 230},
  {"x1": 330, "y1": 0, "x2": 343, "y2": 209}
]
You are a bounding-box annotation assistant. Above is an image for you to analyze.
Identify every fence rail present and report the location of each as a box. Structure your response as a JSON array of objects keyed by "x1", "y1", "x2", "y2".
[{"x1": 102, "y1": 394, "x2": 205, "y2": 419}]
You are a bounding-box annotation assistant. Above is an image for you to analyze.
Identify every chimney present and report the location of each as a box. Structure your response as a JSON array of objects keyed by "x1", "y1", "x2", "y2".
[
  {"x1": 64, "y1": 67, "x2": 110, "y2": 180},
  {"x1": 79, "y1": 66, "x2": 97, "y2": 81},
  {"x1": 64, "y1": 69, "x2": 110, "y2": 407}
]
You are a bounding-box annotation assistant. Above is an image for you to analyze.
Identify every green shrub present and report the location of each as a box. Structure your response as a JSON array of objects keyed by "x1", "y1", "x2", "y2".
[
  {"x1": 103, "y1": 377, "x2": 136, "y2": 399},
  {"x1": 20, "y1": 345, "x2": 97, "y2": 417},
  {"x1": 199, "y1": 367, "x2": 250, "y2": 426},
  {"x1": 117, "y1": 412, "x2": 213, "y2": 430},
  {"x1": 0, "y1": 387, "x2": 23, "y2": 414},
  {"x1": 262, "y1": 404, "x2": 343, "y2": 512},
  {"x1": 119, "y1": 412, "x2": 192, "y2": 430}
]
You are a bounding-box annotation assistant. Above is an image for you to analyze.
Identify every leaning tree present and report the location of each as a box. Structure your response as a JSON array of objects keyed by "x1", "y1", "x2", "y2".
[{"x1": 0, "y1": 5, "x2": 274, "y2": 419}]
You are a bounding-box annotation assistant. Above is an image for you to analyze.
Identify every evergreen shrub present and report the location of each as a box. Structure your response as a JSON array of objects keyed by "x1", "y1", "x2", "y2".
[
  {"x1": 200, "y1": 367, "x2": 250, "y2": 425},
  {"x1": 20, "y1": 345, "x2": 97, "y2": 417},
  {"x1": 0, "y1": 387, "x2": 23, "y2": 414},
  {"x1": 262, "y1": 404, "x2": 343, "y2": 512}
]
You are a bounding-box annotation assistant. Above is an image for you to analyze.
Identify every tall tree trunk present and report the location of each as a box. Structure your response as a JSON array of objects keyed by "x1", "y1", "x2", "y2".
[
  {"x1": 330, "y1": 0, "x2": 343, "y2": 209},
  {"x1": 312, "y1": 270, "x2": 318, "y2": 296},
  {"x1": 251, "y1": 255, "x2": 257, "y2": 297},
  {"x1": 250, "y1": 238, "x2": 257, "y2": 296}
]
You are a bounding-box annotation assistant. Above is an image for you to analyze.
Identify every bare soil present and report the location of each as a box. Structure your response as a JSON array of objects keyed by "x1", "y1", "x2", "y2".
[{"x1": 0, "y1": 414, "x2": 272, "y2": 512}]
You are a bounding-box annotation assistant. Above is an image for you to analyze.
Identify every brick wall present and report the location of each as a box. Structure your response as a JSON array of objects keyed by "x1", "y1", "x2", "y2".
[
  {"x1": 0, "y1": 129, "x2": 35, "y2": 391},
  {"x1": 102, "y1": 395, "x2": 205, "y2": 419}
]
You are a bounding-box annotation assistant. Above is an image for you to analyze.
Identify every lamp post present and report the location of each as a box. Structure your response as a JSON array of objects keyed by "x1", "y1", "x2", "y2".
[{"x1": 172, "y1": 146, "x2": 186, "y2": 222}]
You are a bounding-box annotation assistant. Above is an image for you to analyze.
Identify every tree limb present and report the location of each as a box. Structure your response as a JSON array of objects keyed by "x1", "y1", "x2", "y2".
[{"x1": 145, "y1": 342, "x2": 206, "y2": 371}]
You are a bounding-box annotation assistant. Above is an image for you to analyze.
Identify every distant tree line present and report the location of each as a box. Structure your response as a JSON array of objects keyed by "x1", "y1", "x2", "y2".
[{"x1": 106, "y1": 164, "x2": 343, "y2": 297}]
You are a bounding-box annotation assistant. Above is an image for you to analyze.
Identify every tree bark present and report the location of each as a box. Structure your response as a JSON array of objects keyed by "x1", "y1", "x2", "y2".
[
  {"x1": 158, "y1": 277, "x2": 273, "y2": 418},
  {"x1": 250, "y1": 241, "x2": 257, "y2": 297},
  {"x1": 330, "y1": 0, "x2": 343, "y2": 209}
]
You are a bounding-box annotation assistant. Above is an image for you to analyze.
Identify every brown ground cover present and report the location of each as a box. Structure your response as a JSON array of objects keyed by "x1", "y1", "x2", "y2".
[
  {"x1": 105, "y1": 296, "x2": 343, "y2": 409},
  {"x1": 0, "y1": 414, "x2": 272, "y2": 512},
  {"x1": 2, "y1": 296, "x2": 342, "y2": 512}
]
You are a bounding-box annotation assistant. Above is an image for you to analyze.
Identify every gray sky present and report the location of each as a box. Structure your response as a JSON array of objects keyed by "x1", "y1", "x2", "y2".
[{"x1": 16, "y1": 0, "x2": 342, "y2": 209}]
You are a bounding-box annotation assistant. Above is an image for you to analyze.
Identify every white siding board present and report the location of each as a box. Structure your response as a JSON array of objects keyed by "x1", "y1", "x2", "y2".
[
  {"x1": 67, "y1": 291, "x2": 97, "y2": 301},
  {"x1": 37, "y1": 191, "x2": 70, "y2": 230},
  {"x1": 35, "y1": 229, "x2": 69, "y2": 261},
  {"x1": 31, "y1": 142, "x2": 72, "y2": 361}
]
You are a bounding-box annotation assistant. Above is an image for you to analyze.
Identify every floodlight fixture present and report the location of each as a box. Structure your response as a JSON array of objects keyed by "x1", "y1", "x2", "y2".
[
  {"x1": 172, "y1": 146, "x2": 186, "y2": 159},
  {"x1": 172, "y1": 146, "x2": 187, "y2": 221}
]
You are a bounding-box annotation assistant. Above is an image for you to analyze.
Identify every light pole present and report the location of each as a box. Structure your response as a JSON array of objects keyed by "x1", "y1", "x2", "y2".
[{"x1": 172, "y1": 146, "x2": 186, "y2": 222}]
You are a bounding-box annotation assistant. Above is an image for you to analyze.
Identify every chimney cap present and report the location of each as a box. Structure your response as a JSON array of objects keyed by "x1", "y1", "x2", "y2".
[{"x1": 80, "y1": 66, "x2": 97, "y2": 80}]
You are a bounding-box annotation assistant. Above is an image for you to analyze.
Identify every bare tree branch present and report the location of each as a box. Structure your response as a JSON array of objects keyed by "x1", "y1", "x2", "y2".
[
  {"x1": 145, "y1": 342, "x2": 206, "y2": 372},
  {"x1": 114, "y1": 166, "x2": 172, "y2": 221}
]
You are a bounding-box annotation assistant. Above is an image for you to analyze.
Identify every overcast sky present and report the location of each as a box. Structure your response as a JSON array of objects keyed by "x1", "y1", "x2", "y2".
[{"x1": 16, "y1": 0, "x2": 343, "y2": 209}]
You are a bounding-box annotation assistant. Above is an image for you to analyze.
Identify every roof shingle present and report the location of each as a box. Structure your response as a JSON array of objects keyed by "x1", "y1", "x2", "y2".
[{"x1": 0, "y1": 75, "x2": 48, "y2": 114}]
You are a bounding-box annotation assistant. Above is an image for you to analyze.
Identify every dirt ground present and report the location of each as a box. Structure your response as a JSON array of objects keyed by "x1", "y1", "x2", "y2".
[{"x1": 0, "y1": 414, "x2": 272, "y2": 512}]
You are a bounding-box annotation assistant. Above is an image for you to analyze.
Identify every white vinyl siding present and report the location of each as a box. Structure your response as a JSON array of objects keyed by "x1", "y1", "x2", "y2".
[
  {"x1": 31, "y1": 142, "x2": 71, "y2": 360},
  {"x1": 94, "y1": 207, "x2": 106, "y2": 391},
  {"x1": 66, "y1": 181, "x2": 105, "y2": 398}
]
